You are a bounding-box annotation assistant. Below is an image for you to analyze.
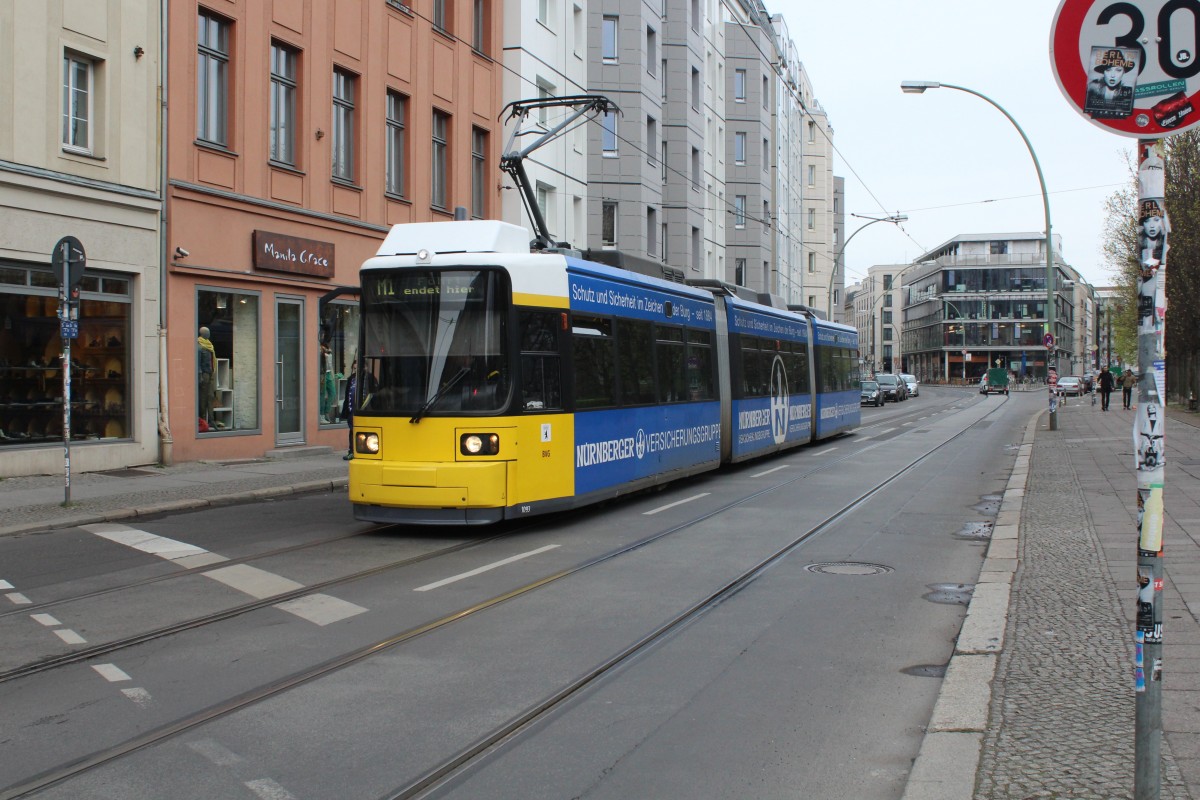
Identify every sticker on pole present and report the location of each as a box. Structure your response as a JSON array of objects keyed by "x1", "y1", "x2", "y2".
[{"x1": 1051, "y1": 0, "x2": 1200, "y2": 137}]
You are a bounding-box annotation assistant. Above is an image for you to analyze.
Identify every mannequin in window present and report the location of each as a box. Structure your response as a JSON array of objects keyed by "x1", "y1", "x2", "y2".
[{"x1": 197, "y1": 326, "x2": 216, "y2": 429}]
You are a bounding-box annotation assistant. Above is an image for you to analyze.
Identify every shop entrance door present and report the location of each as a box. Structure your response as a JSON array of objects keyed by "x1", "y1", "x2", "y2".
[{"x1": 275, "y1": 297, "x2": 304, "y2": 445}]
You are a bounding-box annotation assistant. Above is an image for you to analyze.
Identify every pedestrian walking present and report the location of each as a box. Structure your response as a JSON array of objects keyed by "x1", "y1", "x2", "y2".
[
  {"x1": 1121, "y1": 368, "x2": 1136, "y2": 409},
  {"x1": 1098, "y1": 365, "x2": 1115, "y2": 411}
]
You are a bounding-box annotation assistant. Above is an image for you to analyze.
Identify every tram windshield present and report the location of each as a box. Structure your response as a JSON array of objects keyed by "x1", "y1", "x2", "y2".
[{"x1": 360, "y1": 268, "x2": 509, "y2": 415}]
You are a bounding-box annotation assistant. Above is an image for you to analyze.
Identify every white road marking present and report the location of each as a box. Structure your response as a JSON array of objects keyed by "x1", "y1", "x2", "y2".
[
  {"x1": 82, "y1": 523, "x2": 208, "y2": 561},
  {"x1": 0, "y1": 580, "x2": 12, "y2": 589},
  {"x1": 415, "y1": 545, "x2": 561, "y2": 592},
  {"x1": 245, "y1": 778, "x2": 298, "y2": 800},
  {"x1": 188, "y1": 738, "x2": 244, "y2": 766},
  {"x1": 203, "y1": 564, "x2": 304, "y2": 599},
  {"x1": 54, "y1": 629, "x2": 86, "y2": 644},
  {"x1": 30, "y1": 613, "x2": 61, "y2": 627},
  {"x1": 750, "y1": 465, "x2": 789, "y2": 478},
  {"x1": 274, "y1": 594, "x2": 367, "y2": 626},
  {"x1": 6, "y1": 593, "x2": 31, "y2": 605},
  {"x1": 121, "y1": 687, "x2": 153, "y2": 707},
  {"x1": 878, "y1": 428, "x2": 896, "y2": 435},
  {"x1": 92, "y1": 663, "x2": 131, "y2": 682},
  {"x1": 643, "y1": 493, "x2": 711, "y2": 515},
  {"x1": 811, "y1": 446, "x2": 839, "y2": 455},
  {"x1": 902, "y1": 421, "x2": 914, "y2": 426}
]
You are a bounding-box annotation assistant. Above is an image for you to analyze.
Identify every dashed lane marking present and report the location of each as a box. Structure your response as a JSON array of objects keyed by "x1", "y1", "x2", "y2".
[
  {"x1": 203, "y1": 564, "x2": 304, "y2": 599},
  {"x1": 91, "y1": 663, "x2": 131, "y2": 682},
  {"x1": 245, "y1": 778, "x2": 299, "y2": 800},
  {"x1": 273, "y1": 594, "x2": 366, "y2": 626},
  {"x1": 6, "y1": 593, "x2": 31, "y2": 605},
  {"x1": 643, "y1": 493, "x2": 711, "y2": 515},
  {"x1": 121, "y1": 687, "x2": 153, "y2": 707},
  {"x1": 54, "y1": 629, "x2": 86, "y2": 645},
  {"x1": 30, "y1": 613, "x2": 61, "y2": 627},
  {"x1": 415, "y1": 545, "x2": 561, "y2": 592},
  {"x1": 188, "y1": 738, "x2": 244, "y2": 766},
  {"x1": 81, "y1": 523, "x2": 225, "y2": 564},
  {"x1": 0, "y1": 580, "x2": 12, "y2": 589},
  {"x1": 751, "y1": 466, "x2": 789, "y2": 478}
]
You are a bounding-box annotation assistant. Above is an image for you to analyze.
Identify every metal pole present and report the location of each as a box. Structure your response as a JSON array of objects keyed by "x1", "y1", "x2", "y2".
[{"x1": 1133, "y1": 138, "x2": 1166, "y2": 800}]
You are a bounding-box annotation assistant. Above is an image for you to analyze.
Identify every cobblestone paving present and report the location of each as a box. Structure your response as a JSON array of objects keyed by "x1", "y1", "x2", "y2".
[{"x1": 974, "y1": 435, "x2": 1189, "y2": 799}]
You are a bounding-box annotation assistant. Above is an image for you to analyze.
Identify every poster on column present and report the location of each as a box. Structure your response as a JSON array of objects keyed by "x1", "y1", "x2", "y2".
[{"x1": 1052, "y1": 0, "x2": 1200, "y2": 138}]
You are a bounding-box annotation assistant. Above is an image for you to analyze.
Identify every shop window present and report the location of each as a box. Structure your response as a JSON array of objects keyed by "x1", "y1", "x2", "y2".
[
  {"x1": 0, "y1": 263, "x2": 131, "y2": 446},
  {"x1": 318, "y1": 301, "x2": 361, "y2": 425},
  {"x1": 198, "y1": 289, "x2": 260, "y2": 433}
]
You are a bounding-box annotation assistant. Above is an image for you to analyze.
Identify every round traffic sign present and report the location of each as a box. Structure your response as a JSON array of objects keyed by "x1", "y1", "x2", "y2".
[
  {"x1": 1051, "y1": 0, "x2": 1200, "y2": 137},
  {"x1": 1044, "y1": 332, "x2": 1055, "y2": 347}
]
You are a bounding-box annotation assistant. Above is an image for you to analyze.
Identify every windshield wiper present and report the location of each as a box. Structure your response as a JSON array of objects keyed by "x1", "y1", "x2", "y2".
[{"x1": 410, "y1": 366, "x2": 470, "y2": 423}]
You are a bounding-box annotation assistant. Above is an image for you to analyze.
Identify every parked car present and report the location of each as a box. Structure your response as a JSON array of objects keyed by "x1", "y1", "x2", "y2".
[
  {"x1": 1056, "y1": 376, "x2": 1083, "y2": 397},
  {"x1": 861, "y1": 380, "x2": 884, "y2": 406},
  {"x1": 875, "y1": 373, "x2": 907, "y2": 402},
  {"x1": 1081, "y1": 373, "x2": 1095, "y2": 393},
  {"x1": 900, "y1": 373, "x2": 919, "y2": 397},
  {"x1": 979, "y1": 375, "x2": 988, "y2": 394}
]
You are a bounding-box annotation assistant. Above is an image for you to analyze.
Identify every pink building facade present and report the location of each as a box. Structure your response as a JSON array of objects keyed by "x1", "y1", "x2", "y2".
[{"x1": 166, "y1": 0, "x2": 502, "y2": 462}]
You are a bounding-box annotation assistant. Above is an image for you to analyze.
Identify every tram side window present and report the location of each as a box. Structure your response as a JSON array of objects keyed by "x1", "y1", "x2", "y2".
[
  {"x1": 571, "y1": 314, "x2": 617, "y2": 409},
  {"x1": 687, "y1": 329, "x2": 714, "y2": 400},
  {"x1": 618, "y1": 319, "x2": 655, "y2": 405},
  {"x1": 741, "y1": 340, "x2": 764, "y2": 397},
  {"x1": 785, "y1": 343, "x2": 809, "y2": 394},
  {"x1": 656, "y1": 326, "x2": 686, "y2": 402},
  {"x1": 518, "y1": 310, "x2": 562, "y2": 411}
]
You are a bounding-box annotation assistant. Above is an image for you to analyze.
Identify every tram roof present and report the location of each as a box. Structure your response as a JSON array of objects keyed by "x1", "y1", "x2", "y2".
[{"x1": 374, "y1": 220, "x2": 531, "y2": 257}]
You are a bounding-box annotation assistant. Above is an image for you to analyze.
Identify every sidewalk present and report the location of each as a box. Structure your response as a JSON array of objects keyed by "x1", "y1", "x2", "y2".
[
  {"x1": 908, "y1": 396, "x2": 1200, "y2": 799},
  {"x1": 0, "y1": 446, "x2": 350, "y2": 538}
]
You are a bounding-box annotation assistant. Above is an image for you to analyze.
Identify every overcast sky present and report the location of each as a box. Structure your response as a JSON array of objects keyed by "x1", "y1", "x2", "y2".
[{"x1": 776, "y1": 0, "x2": 1136, "y2": 289}]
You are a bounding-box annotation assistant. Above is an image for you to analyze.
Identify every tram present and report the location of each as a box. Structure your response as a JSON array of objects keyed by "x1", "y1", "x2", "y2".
[{"x1": 346, "y1": 219, "x2": 859, "y2": 525}]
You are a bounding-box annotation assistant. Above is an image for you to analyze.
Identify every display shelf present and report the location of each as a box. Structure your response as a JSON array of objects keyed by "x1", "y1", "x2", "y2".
[{"x1": 212, "y1": 357, "x2": 234, "y2": 430}]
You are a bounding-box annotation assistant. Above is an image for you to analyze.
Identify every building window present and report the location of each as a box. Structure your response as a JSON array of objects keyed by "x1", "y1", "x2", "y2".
[
  {"x1": 317, "y1": 301, "x2": 361, "y2": 426},
  {"x1": 735, "y1": 258, "x2": 746, "y2": 284},
  {"x1": 198, "y1": 289, "x2": 261, "y2": 434},
  {"x1": 807, "y1": 164, "x2": 815, "y2": 186},
  {"x1": 883, "y1": 274, "x2": 893, "y2": 290},
  {"x1": 762, "y1": 74, "x2": 768, "y2": 109},
  {"x1": 602, "y1": 202, "x2": 617, "y2": 247},
  {"x1": 691, "y1": 146, "x2": 700, "y2": 188},
  {"x1": 990, "y1": 240, "x2": 1008, "y2": 255},
  {"x1": 807, "y1": 120, "x2": 815, "y2": 143},
  {"x1": 734, "y1": 69, "x2": 746, "y2": 101},
  {"x1": 62, "y1": 53, "x2": 94, "y2": 153},
  {"x1": 647, "y1": 27, "x2": 656, "y2": 75},
  {"x1": 269, "y1": 42, "x2": 298, "y2": 165},
  {"x1": 647, "y1": 117, "x2": 657, "y2": 164},
  {"x1": 0, "y1": 266, "x2": 132, "y2": 446},
  {"x1": 690, "y1": 0, "x2": 699, "y2": 30},
  {"x1": 763, "y1": 200, "x2": 770, "y2": 226},
  {"x1": 433, "y1": 0, "x2": 449, "y2": 32},
  {"x1": 662, "y1": 222, "x2": 668, "y2": 261},
  {"x1": 472, "y1": 127, "x2": 487, "y2": 219},
  {"x1": 647, "y1": 207, "x2": 657, "y2": 255},
  {"x1": 692, "y1": 227, "x2": 701, "y2": 272},
  {"x1": 332, "y1": 68, "x2": 356, "y2": 182},
  {"x1": 661, "y1": 140, "x2": 667, "y2": 182},
  {"x1": 473, "y1": 0, "x2": 486, "y2": 51},
  {"x1": 572, "y1": 5, "x2": 583, "y2": 53},
  {"x1": 734, "y1": 131, "x2": 745, "y2": 164},
  {"x1": 734, "y1": 195, "x2": 746, "y2": 228},
  {"x1": 386, "y1": 90, "x2": 407, "y2": 197},
  {"x1": 807, "y1": 208, "x2": 815, "y2": 230},
  {"x1": 691, "y1": 67, "x2": 700, "y2": 110},
  {"x1": 762, "y1": 137, "x2": 769, "y2": 165},
  {"x1": 432, "y1": 110, "x2": 449, "y2": 210},
  {"x1": 601, "y1": 111, "x2": 618, "y2": 155},
  {"x1": 197, "y1": 11, "x2": 229, "y2": 146},
  {"x1": 602, "y1": 16, "x2": 618, "y2": 61},
  {"x1": 808, "y1": 252, "x2": 816, "y2": 273},
  {"x1": 539, "y1": 0, "x2": 549, "y2": 25}
]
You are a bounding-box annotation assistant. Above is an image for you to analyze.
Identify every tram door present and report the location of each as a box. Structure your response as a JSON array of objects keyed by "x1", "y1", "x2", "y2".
[{"x1": 275, "y1": 297, "x2": 304, "y2": 445}]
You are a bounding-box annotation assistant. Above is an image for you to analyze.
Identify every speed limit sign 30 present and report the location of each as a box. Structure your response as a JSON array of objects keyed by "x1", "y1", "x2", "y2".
[{"x1": 1052, "y1": 0, "x2": 1200, "y2": 137}]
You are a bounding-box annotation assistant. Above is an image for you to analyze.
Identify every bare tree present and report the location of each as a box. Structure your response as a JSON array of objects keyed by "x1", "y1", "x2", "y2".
[
  {"x1": 1099, "y1": 154, "x2": 1139, "y2": 367},
  {"x1": 1163, "y1": 131, "x2": 1200, "y2": 406}
]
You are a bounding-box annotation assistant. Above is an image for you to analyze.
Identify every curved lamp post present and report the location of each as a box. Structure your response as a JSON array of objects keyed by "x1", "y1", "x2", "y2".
[
  {"x1": 901, "y1": 81, "x2": 1056, "y2": 425},
  {"x1": 829, "y1": 212, "x2": 908, "y2": 321}
]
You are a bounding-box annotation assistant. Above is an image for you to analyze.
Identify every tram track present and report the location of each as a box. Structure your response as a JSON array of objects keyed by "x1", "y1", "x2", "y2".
[{"x1": 0, "y1": 394, "x2": 1010, "y2": 800}]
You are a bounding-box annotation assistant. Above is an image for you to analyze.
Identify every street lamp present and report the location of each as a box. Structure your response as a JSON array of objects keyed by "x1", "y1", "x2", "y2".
[
  {"x1": 943, "y1": 298, "x2": 969, "y2": 384},
  {"x1": 901, "y1": 80, "x2": 1056, "y2": 424},
  {"x1": 828, "y1": 212, "x2": 908, "y2": 321}
]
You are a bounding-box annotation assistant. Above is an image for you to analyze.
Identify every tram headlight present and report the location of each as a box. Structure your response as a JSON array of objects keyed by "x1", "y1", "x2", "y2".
[
  {"x1": 460, "y1": 433, "x2": 500, "y2": 456},
  {"x1": 355, "y1": 431, "x2": 380, "y2": 454}
]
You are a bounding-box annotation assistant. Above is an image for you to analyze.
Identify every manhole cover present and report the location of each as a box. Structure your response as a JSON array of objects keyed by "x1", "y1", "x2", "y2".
[{"x1": 805, "y1": 562, "x2": 893, "y2": 576}]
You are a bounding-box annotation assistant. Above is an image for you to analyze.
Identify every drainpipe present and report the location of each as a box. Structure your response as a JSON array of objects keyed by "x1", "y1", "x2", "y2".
[{"x1": 157, "y1": 0, "x2": 173, "y2": 465}]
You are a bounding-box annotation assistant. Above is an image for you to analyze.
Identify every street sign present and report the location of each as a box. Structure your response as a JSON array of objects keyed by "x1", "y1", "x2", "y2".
[
  {"x1": 1052, "y1": 0, "x2": 1200, "y2": 137},
  {"x1": 60, "y1": 319, "x2": 79, "y2": 339},
  {"x1": 51, "y1": 236, "x2": 86, "y2": 299},
  {"x1": 1044, "y1": 332, "x2": 1055, "y2": 347}
]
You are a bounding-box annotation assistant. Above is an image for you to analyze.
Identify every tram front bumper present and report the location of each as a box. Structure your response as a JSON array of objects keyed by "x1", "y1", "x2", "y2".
[{"x1": 350, "y1": 460, "x2": 508, "y2": 508}]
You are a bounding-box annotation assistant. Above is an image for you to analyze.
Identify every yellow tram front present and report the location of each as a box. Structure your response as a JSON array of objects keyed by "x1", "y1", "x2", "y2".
[{"x1": 348, "y1": 223, "x2": 573, "y2": 525}]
